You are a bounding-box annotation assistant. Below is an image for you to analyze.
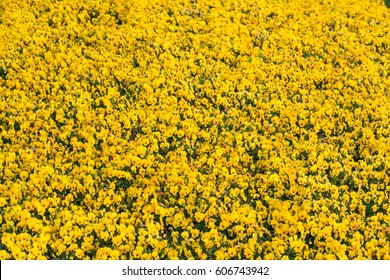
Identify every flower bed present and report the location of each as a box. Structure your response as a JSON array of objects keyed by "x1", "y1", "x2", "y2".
[{"x1": 0, "y1": 0, "x2": 389, "y2": 259}]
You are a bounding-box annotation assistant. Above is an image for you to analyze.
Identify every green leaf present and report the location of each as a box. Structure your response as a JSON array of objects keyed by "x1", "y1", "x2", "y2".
[{"x1": 386, "y1": 0, "x2": 390, "y2": 8}]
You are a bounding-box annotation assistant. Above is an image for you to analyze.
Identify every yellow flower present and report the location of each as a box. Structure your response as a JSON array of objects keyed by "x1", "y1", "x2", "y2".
[
  {"x1": 136, "y1": 146, "x2": 147, "y2": 157},
  {"x1": 270, "y1": 173, "x2": 279, "y2": 184},
  {"x1": 194, "y1": 212, "x2": 206, "y2": 223},
  {"x1": 75, "y1": 249, "x2": 84, "y2": 259},
  {"x1": 227, "y1": 247, "x2": 237, "y2": 258},
  {"x1": 19, "y1": 171, "x2": 29, "y2": 181},
  {"x1": 0, "y1": 250, "x2": 10, "y2": 259},
  {"x1": 243, "y1": 246, "x2": 254, "y2": 259},
  {"x1": 215, "y1": 249, "x2": 227, "y2": 260},
  {"x1": 0, "y1": 197, "x2": 7, "y2": 207},
  {"x1": 264, "y1": 253, "x2": 275, "y2": 260},
  {"x1": 167, "y1": 249, "x2": 179, "y2": 260}
]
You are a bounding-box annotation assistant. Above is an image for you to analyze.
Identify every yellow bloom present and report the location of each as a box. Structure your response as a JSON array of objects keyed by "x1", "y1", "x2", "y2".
[
  {"x1": 194, "y1": 212, "x2": 206, "y2": 223},
  {"x1": 0, "y1": 197, "x2": 7, "y2": 207},
  {"x1": 136, "y1": 146, "x2": 147, "y2": 157}
]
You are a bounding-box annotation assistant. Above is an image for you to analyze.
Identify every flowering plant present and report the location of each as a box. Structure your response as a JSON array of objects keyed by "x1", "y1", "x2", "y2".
[{"x1": 0, "y1": 0, "x2": 389, "y2": 260}]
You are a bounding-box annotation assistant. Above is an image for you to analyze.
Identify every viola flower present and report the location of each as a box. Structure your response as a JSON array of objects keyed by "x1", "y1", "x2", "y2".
[{"x1": 0, "y1": 0, "x2": 389, "y2": 260}]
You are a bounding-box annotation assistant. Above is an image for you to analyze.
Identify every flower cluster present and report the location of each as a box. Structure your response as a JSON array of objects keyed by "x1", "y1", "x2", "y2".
[{"x1": 0, "y1": 0, "x2": 390, "y2": 260}]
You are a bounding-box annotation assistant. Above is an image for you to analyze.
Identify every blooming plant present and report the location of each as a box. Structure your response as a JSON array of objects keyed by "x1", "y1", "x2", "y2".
[{"x1": 0, "y1": 0, "x2": 390, "y2": 260}]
